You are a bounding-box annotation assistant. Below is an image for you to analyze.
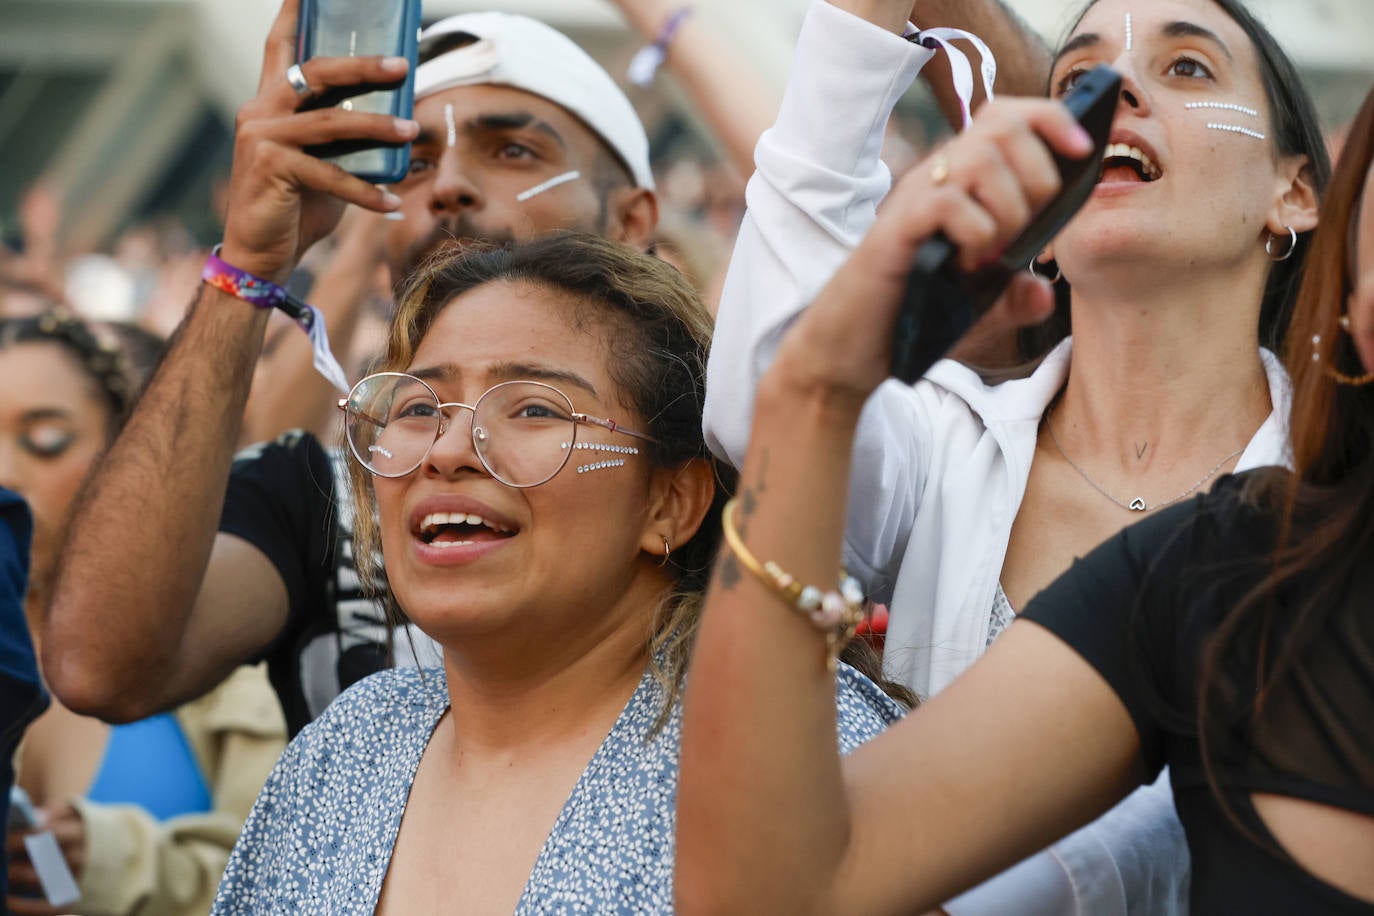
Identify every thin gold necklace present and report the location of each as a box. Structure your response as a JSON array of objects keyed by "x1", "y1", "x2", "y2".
[{"x1": 1044, "y1": 408, "x2": 1246, "y2": 512}]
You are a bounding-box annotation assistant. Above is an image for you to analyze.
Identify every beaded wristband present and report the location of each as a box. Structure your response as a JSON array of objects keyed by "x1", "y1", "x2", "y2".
[{"x1": 721, "y1": 498, "x2": 864, "y2": 669}]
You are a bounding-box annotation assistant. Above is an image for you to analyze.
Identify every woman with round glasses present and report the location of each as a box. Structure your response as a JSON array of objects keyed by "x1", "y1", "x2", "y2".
[
  {"x1": 340, "y1": 374, "x2": 657, "y2": 487},
  {"x1": 212, "y1": 233, "x2": 906, "y2": 913}
]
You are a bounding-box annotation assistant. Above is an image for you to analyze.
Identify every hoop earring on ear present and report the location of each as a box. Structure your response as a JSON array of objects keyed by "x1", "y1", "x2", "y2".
[
  {"x1": 1265, "y1": 225, "x2": 1297, "y2": 262},
  {"x1": 1312, "y1": 318, "x2": 1374, "y2": 387},
  {"x1": 658, "y1": 535, "x2": 672, "y2": 567},
  {"x1": 1028, "y1": 255, "x2": 1062, "y2": 284}
]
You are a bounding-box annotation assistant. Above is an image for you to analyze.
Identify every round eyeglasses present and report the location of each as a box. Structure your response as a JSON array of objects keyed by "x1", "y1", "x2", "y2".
[{"x1": 339, "y1": 372, "x2": 657, "y2": 487}]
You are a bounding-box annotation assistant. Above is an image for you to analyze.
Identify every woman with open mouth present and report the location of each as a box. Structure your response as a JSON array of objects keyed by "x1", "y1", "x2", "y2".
[
  {"x1": 211, "y1": 232, "x2": 909, "y2": 913},
  {"x1": 678, "y1": 81, "x2": 1374, "y2": 913},
  {"x1": 696, "y1": 0, "x2": 1331, "y2": 909}
]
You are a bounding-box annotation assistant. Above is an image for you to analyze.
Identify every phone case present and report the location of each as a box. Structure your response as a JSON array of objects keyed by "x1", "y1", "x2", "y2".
[{"x1": 296, "y1": 0, "x2": 423, "y2": 184}]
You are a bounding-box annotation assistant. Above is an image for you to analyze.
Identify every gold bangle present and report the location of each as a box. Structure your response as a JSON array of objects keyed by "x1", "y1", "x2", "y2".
[{"x1": 720, "y1": 498, "x2": 865, "y2": 668}]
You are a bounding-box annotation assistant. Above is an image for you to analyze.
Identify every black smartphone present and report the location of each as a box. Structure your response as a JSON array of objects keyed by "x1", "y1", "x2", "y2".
[
  {"x1": 296, "y1": 0, "x2": 422, "y2": 184},
  {"x1": 888, "y1": 65, "x2": 1122, "y2": 384}
]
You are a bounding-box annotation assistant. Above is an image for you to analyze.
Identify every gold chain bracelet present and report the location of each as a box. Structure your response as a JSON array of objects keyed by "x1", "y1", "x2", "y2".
[{"x1": 720, "y1": 498, "x2": 865, "y2": 669}]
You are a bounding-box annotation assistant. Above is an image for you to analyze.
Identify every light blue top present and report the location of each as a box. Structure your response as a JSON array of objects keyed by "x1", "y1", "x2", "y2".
[
  {"x1": 86, "y1": 712, "x2": 212, "y2": 821},
  {"x1": 213, "y1": 660, "x2": 903, "y2": 913}
]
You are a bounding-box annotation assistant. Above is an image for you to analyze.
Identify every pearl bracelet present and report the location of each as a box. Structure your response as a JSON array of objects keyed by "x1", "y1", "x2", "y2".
[{"x1": 720, "y1": 499, "x2": 865, "y2": 669}]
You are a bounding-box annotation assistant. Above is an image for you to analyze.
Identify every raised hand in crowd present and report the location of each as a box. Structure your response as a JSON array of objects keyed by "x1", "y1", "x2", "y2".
[
  {"x1": 242, "y1": 206, "x2": 391, "y2": 445},
  {"x1": 43, "y1": 0, "x2": 414, "y2": 721}
]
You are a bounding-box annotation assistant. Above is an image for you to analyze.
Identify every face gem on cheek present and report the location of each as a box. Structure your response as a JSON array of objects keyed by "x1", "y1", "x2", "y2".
[
  {"x1": 1205, "y1": 122, "x2": 1266, "y2": 141},
  {"x1": 575, "y1": 458, "x2": 626, "y2": 474},
  {"x1": 1186, "y1": 101, "x2": 1260, "y2": 118}
]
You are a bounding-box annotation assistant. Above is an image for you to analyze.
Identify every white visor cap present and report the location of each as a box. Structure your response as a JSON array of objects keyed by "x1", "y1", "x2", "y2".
[{"x1": 415, "y1": 12, "x2": 654, "y2": 191}]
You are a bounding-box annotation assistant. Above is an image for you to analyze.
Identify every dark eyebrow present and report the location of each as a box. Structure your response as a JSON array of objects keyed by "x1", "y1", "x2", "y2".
[
  {"x1": 468, "y1": 112, "x2": 567, "y2": 150},
  {"x1": 409, "y1": 365, "x2": 455, "y2": 385},
  {"x1": 1052, "y1": 32, "x2": 1101, "y2": 69},
  {"x1": 1052, "y1": 20, "x2": 1234, "y2": 71},
  {"x1": 488, "y1": 362, "x2": 598, "y2": 398},
  {"x1": 1160, "y1": 20, "x2": 1233, "y2": 61},
  {"x1": 22, "y1": 408, "x2": 73, "y2": 422},
  {"x1": 408, "y1": 363, "x2": 600, "y2": 399}
]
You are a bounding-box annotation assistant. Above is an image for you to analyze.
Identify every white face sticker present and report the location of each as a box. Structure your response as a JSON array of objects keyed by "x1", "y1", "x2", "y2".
[
  {"x1": 1205, "y1": 122, "x2": 1266, "y2": 141},
  {"x1": 575, "y1": 458, "x2": 627, "y2": 475},
  {"x1": 444, "y1": 103, "x2": 457, "y2": 149},
  {"x1": 515, "y1": 170, "x2": 581, "y2": 202},
  {"x1": 562, "y1": 441, "x2": 640, "y2": 456},
  {"x1": 1185, "y1": 101, "x2": 1265, "y2": 141},
  {"x1": 1125, "y1": 12, "x2": 1133, "y2": 51},
  {"x1": 562, "y1": 440, "x2": 637, "y2": 475},
  {"x1": 1185, "y1": 101, "x2": 1260, "y2": 117}
]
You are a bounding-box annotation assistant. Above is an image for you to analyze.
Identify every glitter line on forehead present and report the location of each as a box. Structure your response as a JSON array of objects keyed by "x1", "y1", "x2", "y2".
[
  {"x1": 1186, "y1": 101, "x2": 1259, "y2": 117},
  {"x1": 444, "y1": 103, "x2": 457, "y2": 149},
  {"x1": 515, "y1": 170, "x2": 581, "y2": 202},
  {"x1": 1125, "y1": 13, "x2": 1133, "y2": 51}
]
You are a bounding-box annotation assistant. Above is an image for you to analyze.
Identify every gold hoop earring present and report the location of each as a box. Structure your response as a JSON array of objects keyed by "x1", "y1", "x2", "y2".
[
  {"x1": 658, "y1": 535, "x2": 672, "y2": 567},
  {"x1": 1028, "y1": 255, "x2": 1062, "y2": 284},
  {"x1": 1265, "y1": 225, "x2": 1297, "y2": 262},
  {"x1": 1311, "y1": 321, "x2": 1374, "y2": 387}
]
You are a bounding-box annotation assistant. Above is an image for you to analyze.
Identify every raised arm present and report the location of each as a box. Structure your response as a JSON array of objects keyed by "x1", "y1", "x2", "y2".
[
  {"x1": 41, "y1": 0, "x2": 415, "y2": 722},
  {"x1": 702, "y1": 0, "x2": 931, "y2": 466},
  {"x1": 676, "y1": 99, "x2": 1145, "y2": 914},
  {"x1": 609, "y1": 0, "x2": 782, "y2": 179},
  {"x1": 912, "y1": 0, "x2": 1051, "y2": 127},
  {"x1": 241, "y1": 208, "x2": 387, "y2": 445}
]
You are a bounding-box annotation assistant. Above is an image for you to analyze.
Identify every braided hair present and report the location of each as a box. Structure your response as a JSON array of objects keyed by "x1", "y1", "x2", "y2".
[{"x1": 0, "y1": 309, "x2": 135, "y2": 433}]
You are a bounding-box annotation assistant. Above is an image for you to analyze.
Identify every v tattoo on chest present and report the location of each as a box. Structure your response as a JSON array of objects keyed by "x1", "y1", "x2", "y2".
[{"x1": 1135, "y1": 442, "x2": 1149, "y2": 460}]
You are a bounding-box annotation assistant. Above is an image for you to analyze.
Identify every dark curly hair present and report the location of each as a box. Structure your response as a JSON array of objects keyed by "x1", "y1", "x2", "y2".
[{"x1": 0, "y1": 309, "x2": 140, "y2": 437}]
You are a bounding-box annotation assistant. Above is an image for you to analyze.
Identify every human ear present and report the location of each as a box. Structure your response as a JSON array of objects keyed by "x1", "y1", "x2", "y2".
[
  {"x1": 1267, "y1": 154, "x2": 1319, "y2": 237},
  {"x1": 606, "y1": 187, "x2": 660, "y2": 252},
  {"x1": 640, "y1": 456, "x2": 716, "y2": 561}
]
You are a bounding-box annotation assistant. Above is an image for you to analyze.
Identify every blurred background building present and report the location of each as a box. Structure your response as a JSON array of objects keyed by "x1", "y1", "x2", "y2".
[{"x1": 2, "y1": 0, "x2": 1371, "y2": 257}]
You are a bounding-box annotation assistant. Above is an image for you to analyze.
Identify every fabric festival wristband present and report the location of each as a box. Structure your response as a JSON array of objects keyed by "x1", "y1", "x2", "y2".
[
  {"x1": 903, "y1": 25, "x2": 999, "y2": 131},
  {"x1": 201, "y1": 247, "x2": 352, "y2": 395},
  {"x1": 627, "y1": 6, "x2": 692, "y2": 88}
]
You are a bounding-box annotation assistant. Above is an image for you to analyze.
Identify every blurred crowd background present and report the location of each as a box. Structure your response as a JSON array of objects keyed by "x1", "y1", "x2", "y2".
[{"x1": 2, "y1": 0, "x2": 1372, "y2": 339}]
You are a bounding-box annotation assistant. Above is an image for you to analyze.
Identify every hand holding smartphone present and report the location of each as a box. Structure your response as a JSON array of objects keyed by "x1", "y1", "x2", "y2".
[
  {"x1": 296, "y1": 0, "x2": 422, "y2": 184},
  {"x1": 7, "y1": 787, "x2": 80, "y2": 907},
  {"x1": 889, "y1": 66, "x2": 1122, "y2": 384}
]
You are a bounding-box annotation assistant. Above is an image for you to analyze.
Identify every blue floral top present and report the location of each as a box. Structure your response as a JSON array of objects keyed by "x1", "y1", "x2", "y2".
[{"x1": 213, "y1": 661, "x2": 903, "y2": 913}]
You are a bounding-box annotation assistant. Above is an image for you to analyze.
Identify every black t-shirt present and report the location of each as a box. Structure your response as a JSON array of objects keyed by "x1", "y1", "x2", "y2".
[
  {"x1": 219, "y1": 431, "x2": 395, "y2": 735},
  {"x1": 1023, "y1": 473, "x2": 1374, "y2": 913}
]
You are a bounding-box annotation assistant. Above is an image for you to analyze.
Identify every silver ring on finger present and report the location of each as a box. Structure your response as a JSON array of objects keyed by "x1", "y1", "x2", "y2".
[{"x1": 286, "y1": 63, "x2": 314, "y2": 100}]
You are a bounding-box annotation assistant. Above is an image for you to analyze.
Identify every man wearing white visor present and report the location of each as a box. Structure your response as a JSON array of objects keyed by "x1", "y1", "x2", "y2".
[
  {"x1": 385, "y1": 11, "x2": 658, "y2": 279},
  {"x1": 45, "y1": 4, "x2": 662, "y2": 739},
  {"x1": 44, "y1": 0, "x2": 1049, "y2": 743}
]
